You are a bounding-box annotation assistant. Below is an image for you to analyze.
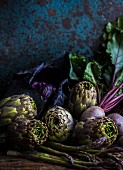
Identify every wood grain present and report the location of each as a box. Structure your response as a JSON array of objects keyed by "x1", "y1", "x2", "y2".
[{"x1": 0, "y1": 156, "x2": 72, "y2": 170}]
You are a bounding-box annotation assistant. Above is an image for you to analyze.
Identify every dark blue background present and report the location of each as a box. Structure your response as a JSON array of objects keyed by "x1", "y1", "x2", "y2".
[{"x1": 0, "y1": 0, "x2": 123, "y2": 88}]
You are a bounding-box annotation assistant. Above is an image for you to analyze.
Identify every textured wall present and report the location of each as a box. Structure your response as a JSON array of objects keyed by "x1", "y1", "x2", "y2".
[{"x1": 0, "y1": 0, "x2": 123, "y2": 88}]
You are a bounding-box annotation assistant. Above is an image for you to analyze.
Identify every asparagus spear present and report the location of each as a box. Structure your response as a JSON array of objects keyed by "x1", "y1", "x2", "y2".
[
  {"x1": 7, "y1": 150, "x2": 97, "y2": 169},
  {"x1": 39, "y1": 145, "x2": 74, "y2": 164},
  {"x1": 45, "y1": 141, "x2": 100, "y2": 154}
]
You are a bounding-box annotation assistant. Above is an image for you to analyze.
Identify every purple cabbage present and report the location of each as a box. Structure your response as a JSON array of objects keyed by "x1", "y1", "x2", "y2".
[{"x1": 32, "y1": 82, "x2": 56, "y2": 103}]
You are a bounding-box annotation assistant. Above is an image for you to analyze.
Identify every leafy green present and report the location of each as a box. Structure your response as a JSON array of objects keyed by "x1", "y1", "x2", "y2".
[
  {"x1": 103, "y1": 67, "x2": 113, "y2": 86},
  {"x1": 83, "y1": 61, "x2": 101, "y2": 87},
  {"x1": 104, "y1": 17, "x2": 123, "y2": 42},
  {"x1": 106, "y1": 33, "x2": 123, "y2": 74},
  {"x1": 97, "y1": 17, "x2": 123, "y2": 110},
  {"x1": 115, "y1": 70, "x2": 123, "y2": 86},
  {"x1": 117, "y1": 16, "x2": 123, "y2": 31},
  {"x1": 69, "y1": 61, "x2": 79, "y2": 81},
  {"x1": 108, "y1": 33, "x2": 123, "y2": 88},
  {"x1": 101, "y1": 17, "x2": 123, "y2": 91},
  {"x1": 69, "y1": 53, "x2": 87, "y2": 80}
]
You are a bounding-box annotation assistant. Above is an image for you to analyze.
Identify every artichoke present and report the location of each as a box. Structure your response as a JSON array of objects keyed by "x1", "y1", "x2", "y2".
[
  {"x1": 67, "y1": 81, "x2": 97, "y2": 120},
  {"x1": 72, "y1": 117, "x2": 118, "y2": 149},
  {"x1": 43, "y1": 106, "x2": 74, "y2": 142},
  {"x1": 0, "y1": 94, "x2": 37, "y2": 127},
  {"x1": 7, "y1": 118, "x2": 48, "y2": 151}
]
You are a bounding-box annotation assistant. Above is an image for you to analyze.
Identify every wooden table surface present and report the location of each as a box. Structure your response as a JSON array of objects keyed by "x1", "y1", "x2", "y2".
[{"x1": 0, "y1": 156, "x2": 72, "y2": 170}]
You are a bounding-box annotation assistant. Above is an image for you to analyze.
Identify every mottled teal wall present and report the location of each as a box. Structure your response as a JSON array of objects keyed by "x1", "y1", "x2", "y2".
[{"x1": 0, "y1": 0, "x2": 123, "y2": 88}]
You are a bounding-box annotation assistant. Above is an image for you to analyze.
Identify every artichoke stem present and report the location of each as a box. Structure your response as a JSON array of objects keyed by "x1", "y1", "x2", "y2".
[
  {"x1": 96, "y1": 147, "x2": 123, "y2": 157},
  {"x1": 71, "y1": 152, "x2": 97, "y2": 162},
  {"x1": 39, "y1": 145, "x2": 74, "y2": 165},
  {"x1": 45, "y1": 141, "x2": 81, "y2": 152},
  {"x1": 7, "y1": 150, "x2": 89, "y2": 169},
  {"x1": 81, "y1": 149, "x2": 101, "y2": 154},
  {"x1": 45, "y1": 141, "x2": 100, "y2": 154}
]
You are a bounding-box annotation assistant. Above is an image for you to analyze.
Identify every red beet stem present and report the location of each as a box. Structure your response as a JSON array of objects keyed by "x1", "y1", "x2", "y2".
[
  {"x1": 102, "y1": 84, "x2": 123, "y2": 106},
  {"x1": 99, "y1": 86, "x2": 118, "y2": 107},
  {"x1": 105, "y1": 93, "x2": 123, "y2": 106},
  {"x1": 102, "y1": 95, "x2": 123, "y2": 112},
  {"x1": 99, "y1": 83, "x2": 123, "y2": 108}
]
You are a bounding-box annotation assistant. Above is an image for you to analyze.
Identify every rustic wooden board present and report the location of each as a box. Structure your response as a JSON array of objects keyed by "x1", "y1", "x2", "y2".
[{"x1": 0, "y1": 156, "x2": 72, "y2": 170}]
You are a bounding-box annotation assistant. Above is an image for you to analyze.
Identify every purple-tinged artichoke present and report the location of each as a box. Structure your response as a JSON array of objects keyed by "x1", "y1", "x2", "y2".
[
  {"x1": 72, "y1": 116, "x2": 118, "y2": 149},
  {"x1": 7, "y1": 118, "x2": 48, "y2": 151},
  {"x1": 0, "y1": 94, "x2": 37, "y2": 128},
  {"x1": 43, "y1": 106, "x2": 74, "y2": 142},
  {"x1": 108, "y1": 113, "x2": 123, "y2": 137},
  {"x1": 67, "y1": 81, "x2": 97, "y2": 120}
]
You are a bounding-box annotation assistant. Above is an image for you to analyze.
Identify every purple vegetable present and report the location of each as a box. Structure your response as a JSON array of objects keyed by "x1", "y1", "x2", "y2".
[
  {"x1": 32, "y1": 82, "x2": 56, "y2": 103},
  {"x1": 80, "y1": 106, "x2": 105, "y2": 121}
]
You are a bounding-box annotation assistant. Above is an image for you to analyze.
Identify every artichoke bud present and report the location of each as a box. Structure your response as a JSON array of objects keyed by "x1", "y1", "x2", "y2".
[
  {"x1": 43, "y1": 106, "x2": 74, "y2": 142},
  {"x1": 72, "y1": 116, "x2": 118, "y2": 149},
  {"x1": 4, "y1": 99, "x2": 21, "y2": 107},
  {"x1": 7, "y1": 118, "x2": 48, "y2": 151},
  {"x1": 67, "y1": 81, "x2": 97, "y2": 120},
  {"x1": 0, "y1": 107, "x2": 17, "y2": 118},
  {"x1": 0, "y1": 97, "x2": 11, "y2": 107},
  {"x1": 0, "y1": 94, "x2": 37, "y2": 128}
]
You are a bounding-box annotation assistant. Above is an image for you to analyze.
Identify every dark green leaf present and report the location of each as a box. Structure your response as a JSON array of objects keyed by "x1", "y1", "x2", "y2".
[
  {"x1": 83, "y1": 61, "x2": 101, "y2": 86},
  {"x1": 69, "y1": 53, "x2": 87, "y2": 80},
  {"x1": 69, "y1": 61, "x2": 79, "y2": 80},
  {"x1": 103, "y1": 66, "x2": 113, "y2": 87},
  {"x1": 117, "y1": 16, "x2": 123, "y2": 31},
  {"x1": 115, "y1": 70, "x2": 123, "y2": 86},
  {"x1": 101, "y1": 17, "x2": 123, "y2": 89},
  {"x1": 106, "y1": 33, "x2": 123, "y2": 74}
]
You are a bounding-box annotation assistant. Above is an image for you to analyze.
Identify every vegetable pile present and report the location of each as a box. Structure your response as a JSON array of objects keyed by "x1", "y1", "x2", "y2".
[{"x1": 1, "y1": 17, "x2": 123, "y2": 169}]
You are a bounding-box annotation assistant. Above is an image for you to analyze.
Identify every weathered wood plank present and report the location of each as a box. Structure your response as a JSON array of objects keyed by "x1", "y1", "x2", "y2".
[{"x1": 0, "y1": 156, "x2": 72, "y2": 170}]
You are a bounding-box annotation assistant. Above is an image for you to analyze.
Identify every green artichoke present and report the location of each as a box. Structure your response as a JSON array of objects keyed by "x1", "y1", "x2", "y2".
[
  {"x1": 43, "y1": 106, "x2": 74, "y2": 142},
  {"x1": 0, "y1": 94, "x2": 37, "y2": 127},
  {"x1": 67, "y1": 81, "x2": 97, "y2": 120},
  {"x1": 7, "y1": 118, "x2": 48, "y2": 151},
  {"x1": 72, "y1": 117, "x2": 118, "y2": 149}
]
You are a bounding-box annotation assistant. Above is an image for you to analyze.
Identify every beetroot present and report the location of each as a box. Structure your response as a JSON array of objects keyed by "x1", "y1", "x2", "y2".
[
  {"x1": 80, "y1": 106, "x2": 105, "y2": 121},
  {"x1": 117, "y1": 135, "x2": 123, "y2": 146}
]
